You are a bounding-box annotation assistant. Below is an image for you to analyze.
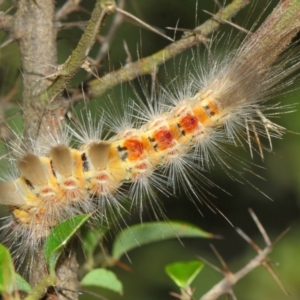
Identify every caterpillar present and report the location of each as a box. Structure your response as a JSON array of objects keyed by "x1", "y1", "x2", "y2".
[{"x1": 0, "y1": 0, "x2": 300, "y2": 270}]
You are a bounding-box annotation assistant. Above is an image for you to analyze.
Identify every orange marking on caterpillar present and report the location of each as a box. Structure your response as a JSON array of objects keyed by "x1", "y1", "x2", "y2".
[
  {"x1": 179, "y1": 115, "x2": 198, "y2": 134},
  {"x1": 123, "y1": 139, "x2": 144, "y2": 160},
  {"x1": 204, "y1": 100, "x2": 220, "y2": 117},
  {"x1": 89, "y1": 172, "x2": 115, "y2": 195},
  {"x1": 131, "y1": 162, "x2": 149, "y2": 179},
  {"x1": 41, "y1": 187, "x2": 54, "y2": 194},
  {"x1": 64, "y1": 179, "x2": 77, "y2": 187},
  {"x1": 40, "y1": 187, "x2": 57, "y2": 201},
  {"x1": 96, "y1": 173, "x2": 109, "y2": 181},
  {"x1": 192, "y1": 106, "x2": 210, "y2": 124},
  {"x1": 136, "y1": 162, "x2": 148, "y2": 171},
  {"x1": 152, "y1": 128, "x2": 174, "y2": 150}
]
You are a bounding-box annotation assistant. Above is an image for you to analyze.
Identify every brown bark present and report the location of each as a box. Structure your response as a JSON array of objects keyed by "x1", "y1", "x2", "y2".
[
  {"x1": 14, "y1": 0, "x2": 58, "y2": 143},
  {"x1": 13, "y1": 1, "x2": 77, "y2": 299},
  {"x1": 11, "y1": 1, "x2": 114, "y2": 298}
]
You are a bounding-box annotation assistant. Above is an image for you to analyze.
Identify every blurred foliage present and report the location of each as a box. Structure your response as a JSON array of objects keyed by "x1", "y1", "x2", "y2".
[{"x1": 0, "y1": 0, "x2": 299, "y2": 299}]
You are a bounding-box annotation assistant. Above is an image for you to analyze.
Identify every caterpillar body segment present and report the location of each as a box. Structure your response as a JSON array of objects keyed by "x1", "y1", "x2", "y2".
[{"x1": 0, "y1": 90, "x2": 225, "y2": 241}]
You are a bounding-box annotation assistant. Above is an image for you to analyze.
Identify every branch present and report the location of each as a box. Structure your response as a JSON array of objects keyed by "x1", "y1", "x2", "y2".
[
  {"x1": 55, "y1": 0, "x2": 82, "y2": 21},
  {"x1": 14, "y1": 0, "x2": 58, "y2": 142},
  {"x1": 83, "y1": 0, "x2": 251, "y2": 100},
  {"x1": 42, "y1": 0, "x2": 116, "y2": 106},
  {"x1": 200, "y1": 248, "x2": 272, "y2": 300},
  {"x1": 87, "y1": 0, "x2": 125, "y2": 77},
  {"x1": 0, "y1": 11, "x2": 13, "y2": 32},
  {"x1": 200, "y1": 209, "x2": 288, "y2": 300}
]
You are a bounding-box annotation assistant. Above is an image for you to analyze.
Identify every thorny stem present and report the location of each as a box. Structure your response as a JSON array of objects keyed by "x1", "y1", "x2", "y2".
[
  {"x1": 71, "y1": 0, "x2": 300, "y2": 104},
  {"x1": 200, "y1": 246, "x2": 272, "y2": 300},
  {"x1": 79, "y1": 0, "x2": 252, "y2": 101},
  {"x1": 200, "y1": 209, "x2": 289, "y2": 300},
  {"x1": 91, "y1": 0, "x2": 125, "y2": 73},
  {"x1": 43, "y1": 0, "x2": 116, "y2": 106}
]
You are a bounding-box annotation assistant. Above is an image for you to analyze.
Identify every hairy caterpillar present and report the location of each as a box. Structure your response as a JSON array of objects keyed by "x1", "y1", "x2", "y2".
[{"x1": 0, "y1": 0, "x2": 300, "y2": 272}]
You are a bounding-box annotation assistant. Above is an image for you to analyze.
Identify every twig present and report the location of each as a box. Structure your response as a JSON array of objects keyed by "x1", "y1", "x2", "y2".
[
  {"x1": 69, "y1": 0, "x2": 300, "y2": 106},
  {"x1": 87, "y1": 0, "x2": 126, "y2": 78},
  {"x1": 80, "y1": 0, "x2": 252, "y2": 101},
  {"x1": 200, "y1": 210, "x2": 289, "y2": 300},
  {"x1": 24, "y1": 275, "x2": 55, "y2": 300},
  {"x1": 0, "y1": 11, "x2": 13, "y2": 32},
  {"x1": 42, "y1": 0, "x2": 116, "y2": 106},
  {"x1": 115, "y1": 7, "x2": 174, "y2": 42},
  {"x1": 55, "y1": 0, "x2": 82, "y2": 21},
  {"x1": 202, "y1": 9, "x2": 251, "y2": 34},
  {"x1": 0, "y1": 36, "x2": 14, "y2": 49}
]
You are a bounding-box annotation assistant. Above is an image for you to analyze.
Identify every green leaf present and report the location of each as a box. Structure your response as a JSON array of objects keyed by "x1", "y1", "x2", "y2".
[
  {"x1": 0, "y1": 244, "x2": 15, "y2": 295},
  {"x1": 165, "y1": 260, "x2": 204, "y2": 288},
  {"x1": 15, "y1": 274, "x2": 31, "y2": 293},
  {"x1": 0, "y1": 244, "x2": 31, "y2": 295},
  {"x1": 81, "y1": 227, "x2": 107, "y2": 271},
  {"x1": 44, "y1": 214, "x2": 90, "y2": 274},
  {"x1": 81, "y1": 269, "x2": 123, "y2": 295},
  {"x1": 82, "y1": 228, "x2": 106, "y2": 257},
  {"x1": 112, "y1": 221, "x2": 216, "y2": 260}
]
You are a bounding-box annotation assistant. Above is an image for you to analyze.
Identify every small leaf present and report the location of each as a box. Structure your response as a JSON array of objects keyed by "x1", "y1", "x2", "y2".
[
  {"x1": 81, "y1": 227, "x2": 107, "y2": 271},
  {"x1": 0, "y1": 244, "x2": 15, "y2": 295},
  {"x1": 112, "y1": 221, "x2": 216, "y2": 260},
  {"x1": 0, "y1": 245, "x2": 31, "y2": 295},
  {"x1": 165, "y1": 260, "x2": 204, "y2": 288},
  {"x1": 82, "y1": 228, "x2": 106, "y2": 257},
  {"x1": 15, "y1": 274, "x2": 31, "y2": 293},
  {"x1": 44, "y1": 214, "x2": 90, "y2": 274},
  {"x1": 81, "y1": 269, "x2": 123, "y2": 294}
]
